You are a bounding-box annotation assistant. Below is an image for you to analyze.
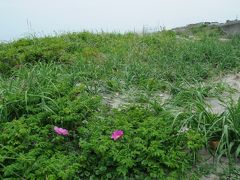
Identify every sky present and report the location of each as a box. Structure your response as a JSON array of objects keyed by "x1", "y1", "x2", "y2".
[{"x1": 0, "y1": 0, "x2": 239, "y2": 41}]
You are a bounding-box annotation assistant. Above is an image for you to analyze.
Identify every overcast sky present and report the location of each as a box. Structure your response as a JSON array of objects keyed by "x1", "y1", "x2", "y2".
[{"x1": 0, "y1": 0, "x2": 239, "y2": 41}]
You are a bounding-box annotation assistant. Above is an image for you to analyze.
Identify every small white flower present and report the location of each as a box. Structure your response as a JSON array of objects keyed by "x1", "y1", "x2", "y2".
[{"x1": 178, "y1": 126, "x2": 189, "y2": 133}]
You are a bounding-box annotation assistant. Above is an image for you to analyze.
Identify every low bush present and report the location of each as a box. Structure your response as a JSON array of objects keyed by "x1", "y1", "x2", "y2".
[
  {"x1": 77, "y1": 106, "x2": 204, "y2": 179},
  {"x1": 0, "y1": 103, "x2": 204, "y2": 179},
  {"x1": 1, "y1": 30, "x2": 240, "y2": 178}
]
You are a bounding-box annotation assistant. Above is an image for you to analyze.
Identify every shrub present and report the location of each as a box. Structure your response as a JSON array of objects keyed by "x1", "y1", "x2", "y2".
[
  {"x1": 0, "y1": 87, "x2": 102, "y2": 179},
  {"x1": 77, "y1": 106, "x2": 201, "y2": 179},
  {"x1": 0, "y1": 104, "x2": 203, "y2": 179}
]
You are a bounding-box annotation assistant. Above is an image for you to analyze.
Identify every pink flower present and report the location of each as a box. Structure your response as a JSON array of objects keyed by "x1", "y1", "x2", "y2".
[
  {"x1": 54, "y1": 126, "x2": 69, "y2": 136},
  {"x1": 111, "y1": 130, "x2": 124, "y2": 140}
]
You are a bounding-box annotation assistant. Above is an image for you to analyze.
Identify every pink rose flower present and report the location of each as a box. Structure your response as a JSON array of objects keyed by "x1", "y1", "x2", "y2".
[
  {"x1": 54, "y1": 126, "x2": 69, "y2": 136},
  {"x1": 111, "y1": 130, "x2": 124, "y2": 140}
]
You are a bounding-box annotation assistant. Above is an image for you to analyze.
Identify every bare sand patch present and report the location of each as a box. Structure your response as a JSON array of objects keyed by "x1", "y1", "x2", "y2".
[
  {"x1": 102, "y1": 90, "x2": 171, "y2": 109},
  {"x1": 102, "y1": 93, "x2": 129, "y2": 109},
  {"x1": 199, "y1": 148, "x2": 240, "y2": 180},
  {"x1": 205, "y1": 73, "x2": 240, "y2": 114},
  {"x1": 218, "y1": 38, "x2": 231, "y2": 42}
]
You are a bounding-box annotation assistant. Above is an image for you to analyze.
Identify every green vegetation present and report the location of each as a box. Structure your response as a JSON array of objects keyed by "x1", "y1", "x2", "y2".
[{"x1": 1, "y1": 28, "x2": 240, "y2": 179}]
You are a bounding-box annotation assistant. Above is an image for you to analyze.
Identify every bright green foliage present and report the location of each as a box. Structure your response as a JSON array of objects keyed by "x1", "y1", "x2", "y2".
[
  {"x1": 77, "y1": 107, "x2": 195, "y2": 178},
  {"x1": 0, "y1": 89, "x2": 101, "y2": 179},
  {"x1": 0, "y1": 29, "x2": 240, "y2": 178},
  {"x1": 0, "y1": 103, "x2": 200, "y2": 179},
  {"x1": 171, "y1": 85, "x2": 240, "y2": 164}
]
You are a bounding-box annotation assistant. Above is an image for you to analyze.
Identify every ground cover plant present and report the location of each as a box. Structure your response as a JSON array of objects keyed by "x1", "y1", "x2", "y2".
[{"x1": 0, "y1": 27, "x2": 240, "y2": 179}]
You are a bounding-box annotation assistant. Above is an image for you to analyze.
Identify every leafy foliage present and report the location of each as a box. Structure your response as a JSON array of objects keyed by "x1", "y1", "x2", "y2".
[
  {"x1": 77, "y1": 107, "x2": 197, "y2": 178},
  {"x1": 0, "y1": 29, "x2": 240, "y2": 178}
]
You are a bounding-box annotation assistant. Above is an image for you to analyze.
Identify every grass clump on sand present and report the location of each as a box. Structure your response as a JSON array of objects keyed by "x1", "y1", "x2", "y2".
[{"x1": 0, "y1": 28, "x2": 240, "y2": 179}]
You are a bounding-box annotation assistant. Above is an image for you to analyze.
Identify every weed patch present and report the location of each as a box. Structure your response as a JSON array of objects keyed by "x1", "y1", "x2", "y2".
[{"x1": 1, "y1": 30, "x2": 240, "y2": 178}]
